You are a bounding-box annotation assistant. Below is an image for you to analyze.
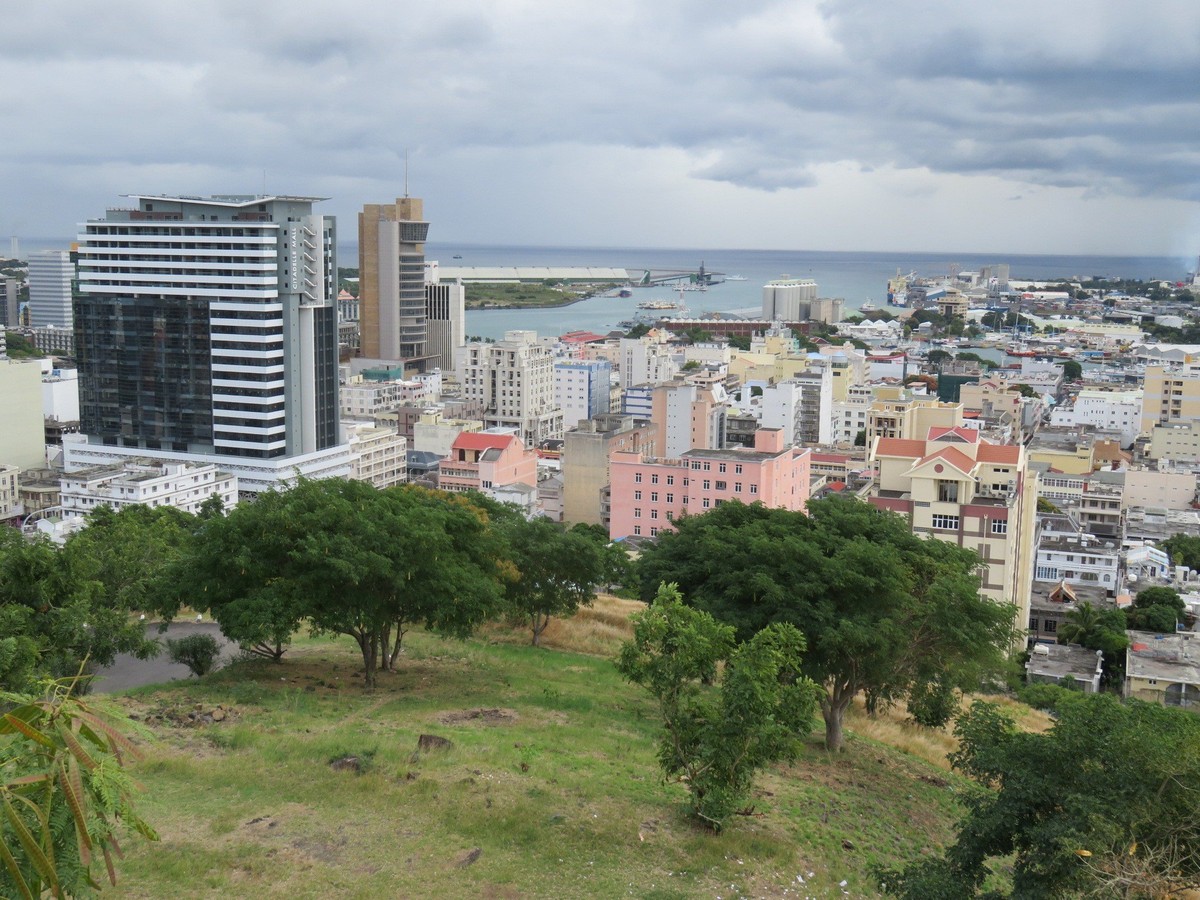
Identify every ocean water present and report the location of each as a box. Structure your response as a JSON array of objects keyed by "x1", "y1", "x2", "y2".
[
  {"x1": 418, "y1": 244, "x2": 1193, "y2": 341},
  {"x1": 15, "y1": 237, "x2": 1193, "y2": 343}
]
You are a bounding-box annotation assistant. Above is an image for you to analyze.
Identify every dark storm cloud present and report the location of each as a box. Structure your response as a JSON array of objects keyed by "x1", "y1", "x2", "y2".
[{"x1": 1, "y1": 0, "x2": 1197, "y2": 245}]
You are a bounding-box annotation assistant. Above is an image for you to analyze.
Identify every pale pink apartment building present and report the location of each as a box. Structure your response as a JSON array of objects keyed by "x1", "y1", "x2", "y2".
[
  {"x1": 438, "y1": 431, "x2": 538, "y2": 495},
  {"x1": 608, "y1": 428, "x2": 812, "y2": 540}
]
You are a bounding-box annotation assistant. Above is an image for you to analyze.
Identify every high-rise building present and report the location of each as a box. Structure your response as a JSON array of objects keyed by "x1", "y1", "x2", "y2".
[
  {"x1": 66, "y1": 194, "x2": 350, "y2": 493},
  {"x1": 762, "y1": 276, "x2": 817, "y2": 321},
  {"x1": 358, "y1": 197, "x2": 431, "y2": 367},
  {"x1": 28, "y1": 249, "x2": 75, "y2": 329},
  {"x1": 555, "y1": 359, "x2": 612, "y2": 429},
  {"x1": 424, "y1": 278, "x2": 465, "y2": 372},
  {"x1": 1, "y1": 276, "x2": 18, "y2": 328}
]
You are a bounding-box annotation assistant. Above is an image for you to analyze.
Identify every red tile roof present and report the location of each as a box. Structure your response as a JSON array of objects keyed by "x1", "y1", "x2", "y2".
[
  {"x1": 976, "y1": 442, "x2": 1021, "y2": 464},
  {"x1": 559, "y1": 330, "x2": 609, "y2": 343},
  {"x1": 874, "y1": 438, "x2": 926, "y2": 458},
  {"x1": 911, "y1": 446, "x2": 977, "y2": 474}
]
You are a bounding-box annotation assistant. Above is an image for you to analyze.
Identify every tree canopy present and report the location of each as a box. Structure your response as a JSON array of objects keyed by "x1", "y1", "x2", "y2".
[
  {"x1": 881, "y1": 696, "x2": 1200, "y2": 898},
  {"x1": 636, "y1": 497, "x2": 1015, "y2": 751},
  {"x1": 172, "y1": 480, "x2": 510, "y2": 688}
]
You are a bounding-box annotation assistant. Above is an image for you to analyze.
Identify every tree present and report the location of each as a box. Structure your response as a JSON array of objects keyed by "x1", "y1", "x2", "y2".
[
  {"x1": 1, "y1": 679, "x2": 158, "y2": 897},
  {"x1": 1036, "y1": 497, "x2": 1060, "y2": 514},
  {"x1": 927, "y1": 349, "x2": 951, "y2": 366},
  {"x1": 636, "y1": 498, "x2": 1014, "y2": 751},
  {"x1": 853, "y1": 429, "x2": 867, "y2": 447},
  {"x1": 569, "y1": 523, "x2": 635, "y2": 592},
  {"x1": 500, "y1": 517, "x2": 603, "y2": 646},
  {"x1": 880, "y1": 696, "x2": 1200, "y2": 898},
  {"x1": 1126, "y1": 586, "x2": 1187, "y2": 633},
  {"x1": 1056, "y1": 601, "x2": 1128, "y2": 686},
  {"x1": 1012, "y1": 383, "x2": 1038, "y2": 399},
  {"x1": 0, "y1": 530, "x2": 159, "y2": 693},
  {"x1": 182, "y1": 480, "x2": 509, "y2": 689},
  {"x1": 1162, "y1": 533, "x2": 1200, "y2": 571},
  {"x1": 616, "y1": 584, "x2": 819, "y2": 831},
  {"x1": 1062, "y1": 359, "x2": 1083, "y2": 381},
  {"x1": 61, "y1": 504, "x2": 195, "y2": 614}
]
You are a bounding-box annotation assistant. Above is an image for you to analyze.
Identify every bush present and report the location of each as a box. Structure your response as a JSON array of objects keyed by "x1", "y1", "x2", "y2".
[
  {"x1": 166, "y1": 633, "x2": 221, "y2": 677},
  {"x1": 907, "y1": 678, "x2": 957, "y2": 729}
]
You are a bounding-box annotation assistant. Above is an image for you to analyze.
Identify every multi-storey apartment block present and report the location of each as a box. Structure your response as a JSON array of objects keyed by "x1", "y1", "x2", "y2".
[{"x1": 456, "y1": 330, "x2": 563, "y2": 447}]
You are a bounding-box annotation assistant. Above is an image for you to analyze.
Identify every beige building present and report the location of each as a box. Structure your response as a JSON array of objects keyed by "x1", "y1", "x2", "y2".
[
  {"x1": 1148, "y1": 421, "x2": 1200, "y2": 462},
  {"x1": 562, "y1": 413, "x2": 656, "y2": 526},
  {"x1": 344, "y1": 422, "x2": 408, "y2": 490},
  {"x1": 1124, "y1": 631, "x2": 1200, "y2": 709},
  {"x1": 456, "y1": 330, "x2": 563, "y2": 447},
  {"x1": 866, "y1": 387, "x2": 962, "y2": 447},
  {"x1": 0, "y1": 463, "x2": 21, "y2": 519},
  {"x1": 358, "y1": 197, "x2": 431, "y2": 366},
  {"x1": 870, "y1": 424, "x2": 1038, "y2": 635},
  {"x1": 0, "y1": 358, "x2": 46, "y2": 471},
  {"x1": 1026, "y1": 430, "x2": 1097, "y2": 476},
  {"x1": 1140, "y1": 364, "x2": 1200, "y2": 435},
  {"x1": 1123, "y1": 468, "x2": 1198, "y2": 510},
  {"x1": 958, "y1": 376, "x2": 1023, "y2": 422}
]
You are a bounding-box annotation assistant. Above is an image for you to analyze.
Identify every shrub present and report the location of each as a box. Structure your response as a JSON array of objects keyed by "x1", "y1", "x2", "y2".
[{"x1": 166, "y1": 633, "x2": 221, "y2": 677}]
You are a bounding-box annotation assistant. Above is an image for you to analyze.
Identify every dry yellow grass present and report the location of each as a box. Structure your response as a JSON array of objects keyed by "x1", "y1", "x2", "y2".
[
  {"x1": 846, "y1": 693, "x2": 1054, "y2": 771},
  {"x1": 480, "y1": 593, "x2": 640, "y2": 656}
]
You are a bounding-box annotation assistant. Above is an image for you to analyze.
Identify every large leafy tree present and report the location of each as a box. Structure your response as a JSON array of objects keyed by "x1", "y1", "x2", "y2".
[
  {"x1": 1161, "y1": 533, "x2": 1200, "y2": 571},
  {"x1": 0, "y1": 530, "x2": 158, "y2": 693},
  {"x1": 1127, "y1": 585, "x2": 1187, "y2": 633},
  {"x1": 61, "y1": 504, "x2": 195, "y2": 614},
  {"x1": 178, "y1": 480, "x2": 509, "y2": 688},
  {"x1": 616, "y1": 583, "x2": 819, "y2": 831},
  {"x1": 499, "y1": 517, "x2": 604, "y2": 646},
  {"x1": 637, "y1": 497, "x2": 1015, "y2": 751},
  {"x1": 881, "y1": 696, "x2": 1200, "y2": 898}
]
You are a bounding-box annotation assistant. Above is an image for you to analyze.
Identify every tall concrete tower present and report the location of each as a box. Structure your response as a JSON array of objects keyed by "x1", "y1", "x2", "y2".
[{"x1": 358, "y1": 198, "x2": 431, "y2": 367}]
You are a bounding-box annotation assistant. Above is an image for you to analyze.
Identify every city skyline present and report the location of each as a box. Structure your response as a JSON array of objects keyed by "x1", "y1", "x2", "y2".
[{"x1": 3, "y1": 2, "x2": 1199, "y2": 257}]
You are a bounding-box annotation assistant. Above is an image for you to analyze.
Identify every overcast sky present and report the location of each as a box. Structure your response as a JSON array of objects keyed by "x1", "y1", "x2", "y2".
[{"x1": 4, "y1": 1, "x2": 1199, "y2": 257}]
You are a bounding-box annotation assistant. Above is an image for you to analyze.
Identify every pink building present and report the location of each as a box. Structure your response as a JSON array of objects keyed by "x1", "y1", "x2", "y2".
[
  {"x1": 608, "y1": 428, "x2": 812, "y2": 540},
  {"x1": 438, "y1": 431, "x2": 538, "y2": 496}
]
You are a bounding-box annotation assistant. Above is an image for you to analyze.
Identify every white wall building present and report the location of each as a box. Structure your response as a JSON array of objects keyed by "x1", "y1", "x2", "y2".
[
  {"x1": 619, "y1": 334, "x2": 678, "y2": 390},
  {"x1": 42, "y1": 367, "x2": 80, "y2": 423},
  {"x1": 833, "y1": 384, "x2": 874, "y2": 445},
  {"x1": 341, "y1": 378, "x2": 432, "y2": 418},
  {"x1": 27, "y1": 250, "x2": 74, "y2": 329},
  {"x1": 343, "y1": 421, "x2": 408, "y2": 489},
  {"x1": 59, "y1": 460, "x2": 237, "y2": 520},
  {"x1": 0, "y1": 463, "x2": 22, "y2": 519},
  {"x1": 0, "y1": 358, "x2": 47, "y2": 470},
  {"x1": 456, "y1": 330, "x2": 563, "y2": 447},
  {"x1": 760, "y1": 369, "x2": 833, "y2": 446},
  {"x1": 1035, "y1": 534, "x2": 1121, "y2": 595},
  {"x1": 762, "y1": 277, "x2": 817, "y2": 321},
  {"x1": 555, "y1": 359, "x2": 613, "y2": 430},
  {"x1": 1050, "y1": 389, "x2": 1143, "y2": 447}
]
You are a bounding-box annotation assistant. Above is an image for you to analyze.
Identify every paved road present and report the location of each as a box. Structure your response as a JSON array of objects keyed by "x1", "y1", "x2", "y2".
[{"x1": 90, "y1": 622, "x2": 239, "y2": 694}]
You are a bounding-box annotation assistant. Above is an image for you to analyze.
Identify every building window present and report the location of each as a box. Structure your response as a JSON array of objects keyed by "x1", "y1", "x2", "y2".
[
  {"x1": 651, "y1": 492, "x2": 658, "y2": 502},
  {"x1": 666, "y1": 493, "x2": 674, "y2": 503},
  {"x1": 1044, "y1": 620, "x2": 1057, "y2": 633},
  {"x1": 682, "y1": 496, "x2": 688, "y2": 505},
  {"x1": 666, "y1": 476, "x2": 674, "y2": 485},
  {"x1": 703, "y1": 462, "x2": 711, "y2": 471},
  {"x1": 650, "y1": 527, "x2": 659, "y2": 537},
  {"x1": 715, "y1": 481, "x2": 726, "y2": 491},
  {"x1": 634, "y1": 490, "x2": 642, "y2": 500},
  {"x1": 634, "y1": 508, "x2": 641, "y2": 518},
  {"x1": 991, "y1": 520, "x2": 1008, "y2": 535},
  {"x1": 651, "y1": 509, "x2": 658, "y2": 519},
  {"x1": 719, "y1": 463, "x2": 726, "y2": 473},
  {"x1": 734, "y1": 482, "x2": 742, "y2": 493},
  {"x1": 703, "y1": 480, "x2": 711, "y2": 490},
  {"x1": 750, "y1": 484, "x2": 758, "y2": 494},
  {"x1": 702, "y1": 498, "x2": 710, "y2": 509},
  {"x1": 931, "y1": 514, "x2": 960, "y2": 530},
  {"x1": 691, "y1": 461, "x2": 701, "y2": 470},
  {"x1": 937, "y1": 480, "x2": 959, "y2": 503},
  {"x1": 735, "y1": 464, "x2": 743, "y2": 474},
  {"x1": 635, "y1": 472, "x2": 642, "y2": 483},
  {"x1": 634, "y1": 525, "x2": 642, "y2": 536},
  {"x1": 666, "y1": 510, "x2": 674, "y2": 521},
  {"x1": 651, "y1": 473, "x2": 659, "y2": 484}
]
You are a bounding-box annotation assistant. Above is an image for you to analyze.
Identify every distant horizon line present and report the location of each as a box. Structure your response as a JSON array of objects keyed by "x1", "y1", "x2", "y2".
[{"x1": 8, "y1": 236, "x2": 1194, "y2": 266}]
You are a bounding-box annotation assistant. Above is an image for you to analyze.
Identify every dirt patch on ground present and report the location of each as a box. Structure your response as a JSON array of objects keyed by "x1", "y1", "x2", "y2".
[{"x1": 437, "y1": 707, "x2": 519, "y2": 726}]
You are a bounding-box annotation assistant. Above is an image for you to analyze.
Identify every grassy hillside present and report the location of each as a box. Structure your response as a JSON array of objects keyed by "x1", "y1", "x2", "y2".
[{"x1": 105, "y1": 603, "x2": 986, "y2": 899}]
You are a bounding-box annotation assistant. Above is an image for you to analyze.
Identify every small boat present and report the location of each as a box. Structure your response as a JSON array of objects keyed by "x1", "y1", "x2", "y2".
[
  {"x1": 860, "y1": 301, "x2": 878, "y2": 313},
  {"x1": 637, "y1": 300, "x2": 681, "y2": 310},
  {"x1": 452, "y1": 254, "x2": 463, "y2": 259},
  {"x1": 725, "y1": 274, "x2": 748, "y2": 281}
]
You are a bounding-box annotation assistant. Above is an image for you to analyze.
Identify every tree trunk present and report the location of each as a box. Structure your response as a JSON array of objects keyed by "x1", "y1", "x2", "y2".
[
  {"x1": 356, "y1": 633, "x2": 378, "y2": 691},
  {"x1": 531, "y1": 613, "x2": 548, "y2": 646},
  {"x1": 821, "y1": 682, "x2": 855, "y2": 752},
  {"x1": 388, "y1": 620, "x2": 407, "y2": 668},
  {"x1": 379, "y1": 624, "x2": 393, "y2": 671}
]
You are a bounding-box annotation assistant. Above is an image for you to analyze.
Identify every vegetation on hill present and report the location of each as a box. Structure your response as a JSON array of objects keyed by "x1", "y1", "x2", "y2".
[{"x1": 464, "y1": 282, "x2": 619, "y2": 310}]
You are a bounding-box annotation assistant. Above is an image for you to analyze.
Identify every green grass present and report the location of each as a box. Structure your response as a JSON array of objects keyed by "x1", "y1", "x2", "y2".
[
  {"x1": 107, "y1": 630, "x2": 972, "y2": 898},
  {"x1": 464, "y1": 282, "x2": 618, "y2": 309}
]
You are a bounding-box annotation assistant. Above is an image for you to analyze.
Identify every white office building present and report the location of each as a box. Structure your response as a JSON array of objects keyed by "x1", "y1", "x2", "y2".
[
  {"x1": 456, "y1": 330, "x2": 563, "y2": 447},
  {"x1": 27, "y1": 249, "x2": 74, "y2": 329}
]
